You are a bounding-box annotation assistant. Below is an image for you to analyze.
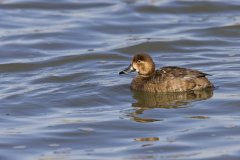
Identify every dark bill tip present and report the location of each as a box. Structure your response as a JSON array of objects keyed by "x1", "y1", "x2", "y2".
[
  {"x1": 119, "y1": 64, "x2": 135, "y2": 76},
  {"x1": 119, "y1": 64, "x2": 135, "y2": 75},
  {"x1": 119, "y1": 71, "x2": 126, "y2": 75}
]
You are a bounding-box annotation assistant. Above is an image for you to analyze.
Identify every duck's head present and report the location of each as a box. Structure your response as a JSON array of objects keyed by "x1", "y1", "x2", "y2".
[{"x1": 119, "y1": 53, "x2": 155, "y2": 77}]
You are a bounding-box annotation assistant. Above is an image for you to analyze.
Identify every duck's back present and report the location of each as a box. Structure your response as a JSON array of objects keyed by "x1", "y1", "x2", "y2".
[{"x1": 131, "y1": 66, "x2": 214, "y2": 92}]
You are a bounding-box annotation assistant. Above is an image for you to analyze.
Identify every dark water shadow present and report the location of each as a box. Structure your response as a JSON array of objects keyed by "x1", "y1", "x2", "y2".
[{"x1": 130, "y1": 89, "x2": 213, "y2": 123}]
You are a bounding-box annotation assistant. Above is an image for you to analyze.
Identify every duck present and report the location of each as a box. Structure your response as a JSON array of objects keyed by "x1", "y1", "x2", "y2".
[{"x1": 119, "y1": 53, "x2": 214, "y2": 93}]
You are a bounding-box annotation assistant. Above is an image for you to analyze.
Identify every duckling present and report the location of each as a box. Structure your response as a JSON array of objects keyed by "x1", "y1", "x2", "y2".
[{"x1": 119, "y1": 53, "x2": 214, "y2": 93}]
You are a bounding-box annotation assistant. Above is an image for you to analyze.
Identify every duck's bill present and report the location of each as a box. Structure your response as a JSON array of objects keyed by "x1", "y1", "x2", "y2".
[{"x1": 119, "y1": 64, "x2": 136, "y2": 75}]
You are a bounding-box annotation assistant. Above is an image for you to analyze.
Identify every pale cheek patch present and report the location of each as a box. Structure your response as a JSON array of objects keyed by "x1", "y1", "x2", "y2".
[
  {"x1": 130, "y1": 65, "x2": 135, "y2": 71},
  {"x1": 132, "y1": 63, "x2": 139, "y2": 72}
]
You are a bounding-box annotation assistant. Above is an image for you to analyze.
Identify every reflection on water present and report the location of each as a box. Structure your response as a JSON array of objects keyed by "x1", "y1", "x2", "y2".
[
  {"x1": 130, "y1": 89, "x2": 213, "y2": 122},
  {"x1": 134, "y1": 137, "x2": 159, "y2": 142},
  {"x1": 132, "y1": 89, "x2": 213, "y2": 108}
]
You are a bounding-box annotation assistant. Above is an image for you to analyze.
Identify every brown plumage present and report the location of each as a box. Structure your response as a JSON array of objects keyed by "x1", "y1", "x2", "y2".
[{"x1": 119, "y1": 53, "x2": 214, "y2": 93}]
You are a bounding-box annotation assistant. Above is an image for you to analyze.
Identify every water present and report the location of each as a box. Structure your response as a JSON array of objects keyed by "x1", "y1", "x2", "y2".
[{"x1": 0, "y1": 0, "x2": 240, "y2": 159}]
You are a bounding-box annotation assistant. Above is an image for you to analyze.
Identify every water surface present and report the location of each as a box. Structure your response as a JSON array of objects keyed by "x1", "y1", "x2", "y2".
[{"x1": 0, "y1": 0, "x2": 240, "y2": 160}]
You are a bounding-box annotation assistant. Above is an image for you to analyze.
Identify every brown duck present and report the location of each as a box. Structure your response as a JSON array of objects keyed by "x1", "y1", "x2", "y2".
[{"x1": 119, "y1": 53, "x2": 214, "y2": 93}]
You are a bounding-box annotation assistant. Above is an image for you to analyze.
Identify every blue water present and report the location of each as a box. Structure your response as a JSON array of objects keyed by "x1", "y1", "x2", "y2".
[{"x1": 0, "y1": 0, "x2": 240, "y2": 160}]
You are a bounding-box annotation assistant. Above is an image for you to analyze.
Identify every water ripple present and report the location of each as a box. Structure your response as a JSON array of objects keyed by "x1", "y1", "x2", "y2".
[{"x1": 0, "y1": 0, "x2": 240, "y2": 160}]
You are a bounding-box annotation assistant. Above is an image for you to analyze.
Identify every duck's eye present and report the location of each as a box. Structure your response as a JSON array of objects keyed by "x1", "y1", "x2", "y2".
[{"x1": 137, "y1": 60, "x2": 141, "y2": 64}]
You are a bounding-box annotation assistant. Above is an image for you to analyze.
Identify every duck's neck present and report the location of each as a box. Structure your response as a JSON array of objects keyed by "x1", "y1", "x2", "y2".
[{"x1": 138, "y1": 70, "x2": 155, "y2": 78}]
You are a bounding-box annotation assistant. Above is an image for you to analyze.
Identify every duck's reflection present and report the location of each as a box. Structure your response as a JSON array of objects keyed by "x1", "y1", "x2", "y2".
[{"x1": 130, "y1": 89, "x2": 213, "y2": 123}]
